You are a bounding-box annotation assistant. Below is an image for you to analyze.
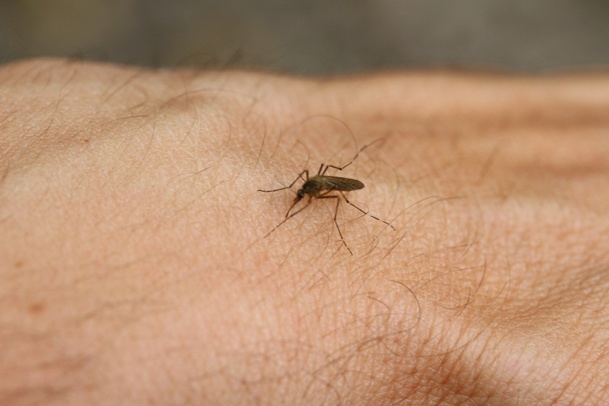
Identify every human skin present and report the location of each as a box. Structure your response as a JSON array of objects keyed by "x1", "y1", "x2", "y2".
[{"x1": 1, "y1": 59, "x2": 608, "y2": 405}]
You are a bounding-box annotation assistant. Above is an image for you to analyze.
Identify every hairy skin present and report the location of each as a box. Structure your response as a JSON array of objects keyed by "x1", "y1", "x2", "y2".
[{"x1": 1, "y1": 59, "x2": 609, "y2": 405}]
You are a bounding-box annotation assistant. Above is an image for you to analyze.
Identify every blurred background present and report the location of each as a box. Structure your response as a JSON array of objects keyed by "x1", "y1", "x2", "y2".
[{"x1": 1, "y1": 0, "x2": 608, "y2": 74}]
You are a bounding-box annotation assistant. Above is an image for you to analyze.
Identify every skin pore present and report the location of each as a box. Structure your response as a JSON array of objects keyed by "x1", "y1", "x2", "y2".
[{"x1": 1, "y1": 59, "x2": 609, "y2": 405}]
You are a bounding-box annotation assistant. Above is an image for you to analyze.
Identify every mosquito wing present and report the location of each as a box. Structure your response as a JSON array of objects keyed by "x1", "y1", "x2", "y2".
[{"x1": 320, "y1": 176, "x2": 365, "y2": 191}]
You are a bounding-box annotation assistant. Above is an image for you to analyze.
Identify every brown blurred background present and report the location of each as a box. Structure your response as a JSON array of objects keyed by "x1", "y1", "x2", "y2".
[{"x1": 1, "y1": 0, "x2": 608, "y2": 74}]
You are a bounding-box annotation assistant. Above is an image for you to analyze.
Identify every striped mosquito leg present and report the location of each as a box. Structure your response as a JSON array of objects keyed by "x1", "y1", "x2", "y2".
[
  {"x1": 340, "y1": 192, "x2": 395, "y2": 230},
  {"x1": 317, "y1": 194, "x2": 353, "y2": 255}
]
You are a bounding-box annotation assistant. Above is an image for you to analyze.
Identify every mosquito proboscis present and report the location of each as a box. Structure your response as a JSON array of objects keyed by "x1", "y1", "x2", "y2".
[{"x1": 258, "y1": 141, "x2": 395, "y2": 255}]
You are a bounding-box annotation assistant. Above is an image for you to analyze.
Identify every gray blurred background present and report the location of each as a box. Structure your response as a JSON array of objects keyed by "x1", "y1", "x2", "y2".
[{"x1": 1, "y1": 0, "x2": 608, "y2": 74}]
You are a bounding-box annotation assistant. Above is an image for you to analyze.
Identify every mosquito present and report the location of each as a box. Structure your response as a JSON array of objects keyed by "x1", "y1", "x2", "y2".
[{"x1": 258, "y1": 142, "x2": 395, "y2": 255}]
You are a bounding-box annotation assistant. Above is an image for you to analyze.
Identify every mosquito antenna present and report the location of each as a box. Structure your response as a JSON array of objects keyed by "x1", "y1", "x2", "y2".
[{"x1": 263, "y1": 199, "x2": 313, "y2": 238}]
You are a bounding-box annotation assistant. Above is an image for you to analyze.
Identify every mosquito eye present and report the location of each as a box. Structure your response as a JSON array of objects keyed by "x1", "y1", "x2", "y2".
[{"x1": 297, "y1": 190, "x2": 305, "y2": 198}]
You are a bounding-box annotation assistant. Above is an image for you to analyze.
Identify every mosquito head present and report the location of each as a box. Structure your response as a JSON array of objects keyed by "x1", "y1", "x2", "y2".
[{"x1": 295, "y1": 188, "x2": 305, "y2": 202}]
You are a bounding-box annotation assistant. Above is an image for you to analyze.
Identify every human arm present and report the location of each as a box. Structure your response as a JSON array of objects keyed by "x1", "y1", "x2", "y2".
[{"x1": 1, "y1": 59, "x2": 609, "y2": 405}]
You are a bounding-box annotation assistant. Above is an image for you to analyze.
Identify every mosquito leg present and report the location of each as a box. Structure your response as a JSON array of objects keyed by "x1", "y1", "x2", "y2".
[
  {"x1": 340, "y1": 191, "x2": 395, "y2": 230},
  {"x1": 258, "y1": 169, "x2": 309, "y2": 193},
  {"x1": 317, "y1": 194, "x2": 353, "y2": 255},
  {"x1": 316, "y1": 163, "x2": 324, "y2": 176},
  {"x1": 320, "y1": 140, "x2": 381, "y2": 175}
]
